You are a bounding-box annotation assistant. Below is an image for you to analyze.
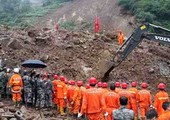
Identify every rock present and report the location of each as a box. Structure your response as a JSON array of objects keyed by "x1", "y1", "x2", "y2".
[
  {"x1": 0, "y1": 102, "x2": 4, "y2": 108},
  {"x1": 7, "y1": 39, "x2": 23, "y2": 50},
  {"x1": 0, "y1": 108, "x2": 4, "y2": 113},
  {"x1": 20, "y1": 106, "x2": 27, "y2": 114},
  {"x1": 148, "y1": 68, "x2": 154, "y2": 74}
]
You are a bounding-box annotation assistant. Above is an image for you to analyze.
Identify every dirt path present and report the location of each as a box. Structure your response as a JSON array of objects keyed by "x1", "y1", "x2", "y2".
[{"x1": 36, "y1": 0, "x2": 135, "y2": 36}]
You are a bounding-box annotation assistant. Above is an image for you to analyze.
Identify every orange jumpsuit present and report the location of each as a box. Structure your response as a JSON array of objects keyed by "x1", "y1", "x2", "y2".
[
  {"x1": 158, "y1": 111, "x2": 170, "y2": 120},
  {"x1": 129, "y1": 87, "x2": 138, "y2": 117},
  {"x1": 118, "y1": 89, "x2": 132, "y2": 109},
  {"x1": 67, "y1": 85, "x2": 76, "y2": 113},
  {"x1": 55, "y1": 81, "x2": 67, "y2": 107},
  {"x1": 137, "y1": 89, "x2": 151, "y2": 118},
  {"x1": 72, "y1": 86, "x2": 83, "y2": 114},
  {"x1": 117, "y1": 32, "x2": 124, "y2": 45},
  {"x1": 154, "y1": 90, "x2": 169, "y2": 116},
  {"x1": 52, "y1": 79, "x2": 58, "y2": 105},
  {"x1": 81, "y1": 87, "x2": 105, "y2": 120},
  {"x1": 9, "y1": 74, "x2": 23, "y2": 102},
  {"x1": 103, "y1": 90, "x2": 120, "y2": 120}
]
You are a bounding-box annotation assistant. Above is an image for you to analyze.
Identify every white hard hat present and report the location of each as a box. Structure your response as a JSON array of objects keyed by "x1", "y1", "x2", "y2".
[{"x1": 14, "y1": 68, "x2": 19, "y2": 73}]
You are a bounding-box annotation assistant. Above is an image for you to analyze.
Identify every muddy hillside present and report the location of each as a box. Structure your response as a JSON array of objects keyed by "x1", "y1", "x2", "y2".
[{"x1": 0, "y1": 26, "x2": 170, "y2": 93}]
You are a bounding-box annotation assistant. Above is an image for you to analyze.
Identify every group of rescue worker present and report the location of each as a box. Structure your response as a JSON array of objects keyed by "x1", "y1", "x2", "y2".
[{"x1": 1, "y1": 67, "x2": 170, "y2": 120}]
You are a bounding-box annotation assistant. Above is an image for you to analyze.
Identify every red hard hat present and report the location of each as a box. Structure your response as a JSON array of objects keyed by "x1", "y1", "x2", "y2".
[
  {"x1": 64, "y1": 79, "x2": 68, "y2": 84},
  {"x1": 88, "y1": 77, "x2": 98, "y2": 85},
  {"x1": 131, "y1": 82, "x2": 137, "y2": 87},
  {"x1": 115, "y1": 82, "x2": 120, "y2": 87},
  {"x1": 77, "y1": 81, "x2": 83, "y2": 86},
  {"x1": 102, "y1": 82, "x2": 108, "y2": 88},
  {"x1": 98, "y1": 82, "x2": 102, "y2": 87},
  {"x1": 158, "y1": 83, "x2": 165, "y2": 89},
  {"x1": 53, "y1": 75, "x2": 58, "y2": 79},
  {"x1": 122, "y1": 82, "x2": 128, "y2": 89},
  {"x1": 69, "y1": 80, "x2": 75, "y2": 85},
  {"x1": 60, "y1": 76, "x2": 65, "y2": 81},
  {"x1": 86, "y1": 84, "x2": 90, "y2": 89},
  {"x1": 141, "y1": 82, "x2": 148, "y2": 88}
]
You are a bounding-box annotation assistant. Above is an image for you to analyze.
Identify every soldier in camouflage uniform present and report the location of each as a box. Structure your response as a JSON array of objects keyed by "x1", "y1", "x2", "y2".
[
  {"x1": 36, "y1": 74, "x2": 45, "y2": 109},
  {"x1": 22, "y1": 70, "x2": 33, "y2": 106},
  {"x1": 113, "y1": 96, "x2": 134, "y2": 120},
  {"x1": 44, "y1": 74, "x2": 53, "y2": 109},
  {"x1": 0, "y1": 68, "x2": 7, "y2": 100}
]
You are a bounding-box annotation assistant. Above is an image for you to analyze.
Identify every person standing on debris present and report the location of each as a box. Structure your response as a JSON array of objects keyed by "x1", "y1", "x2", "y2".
[
  {"x1": 22, "y1": 70, "x2": 33, "y2": 107},
  {"x1": 9, "y1": 68, "x2": 23, "y2": 107},
  {"x1": 5, "y1": 68, "x2": 12, "y2": 100},
  {"x1": 0, "y1": 67, "x2": 7, "y2": 100},
  {"x1": 79, "y1": 77, "x2": 105, "y2": 120},
  {"x1": 137, "y1": 82, "x2": 152, "y2": 120},
  {"x1": 118, "y1": 82, "x2": 132, "y2": 109},
  {"x1": 113, "y1": 96, "x2": 134, "y2": 120},
  {"x1": 154, "y1": 83, "x2": 169, "y2": 116},
  {"x1": 115, "y1": 81, "x2": 122, "y2": 93},
  {"x1": 36, "y1": 74, "x2": 45, "y2": 109},
  {"x1": 129, "y1": 81, "x2": 138, "y2": 120},
  {"x1": 71, "y1": 81, "x2": 83, "y2": 118},
  {"x1": 102, "y1": 82, "x2": 109, "y2": 94},
  {"x1": 55, "y1": 76, "x2": 67, "y2": 115},
  {"x1": 52, "y1": 74, "x2": 59, "y2": 107},
  {"x1": 103, "y1": 82, "x2": 120, "y2": 120},
  {"x1": 44, "y1": 74, "x2": 53, "y2": 109},
  {"x1": 158, "y1": 102, "x2": 170, "y2": 120},
  {"x1": 67, "y1": 80, "x2": 76, "y2": 114},
  {"x1": 117, "y1": 31, "x2": 124, "y2": 45}
]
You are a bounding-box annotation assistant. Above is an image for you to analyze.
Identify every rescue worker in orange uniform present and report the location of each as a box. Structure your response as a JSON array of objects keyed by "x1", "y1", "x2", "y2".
[
  {"x1": 137, "y1": 82, "x2": 152, "y2": 120},
  {"x1": 102, "y1": 82, "x2": 108, "y2": 94},
  {"x1": 67, "y1": 80, "x2": 76, "y2": 114},
  {"x1": 129, "y1": 81, "x2": 138, "y2": 120},
  {"x1": 118, "y1": 82, "x2": 132, "y2": 109},
  {"x1": 115, "y1": 81, "x2": 122, "y2": 93},
  {"x1": 9, "y1": 68, "x2": 23, "y2": 107},
  {"x1": 117, "y1": 31, "x2": 124, "y2": 45},
  {"x1": 103, "y1": 83, "x2": 120, "y2": 120},
  {"x1": 55, "y1": 76, "x2": 67, "y2": 115},
  {"x1": 154, "y1": 83, "x2": 169, "y2": 116},
  {"x1": 52, "y1": 74, "x2": 58, "y2": 106},
  {"x1": 158, "y1": 102, "x2": 170, "y2": 120},
  {"x1": 71, "y1": 81, "x2": 83, "y2": 118},
  {"x1": 79, "y1": 77, "x2": 105, "y2": 120}
]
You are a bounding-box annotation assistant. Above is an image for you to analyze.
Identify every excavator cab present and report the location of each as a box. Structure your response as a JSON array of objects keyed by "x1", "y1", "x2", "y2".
[{"x1": 102, "y1": 23, "x2": 170, "y2": 82}]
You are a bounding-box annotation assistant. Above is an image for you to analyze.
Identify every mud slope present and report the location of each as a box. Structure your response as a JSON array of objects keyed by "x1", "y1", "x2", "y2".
[{"x1": 36, "y1": 0, "x2": 135, "y2": 36}]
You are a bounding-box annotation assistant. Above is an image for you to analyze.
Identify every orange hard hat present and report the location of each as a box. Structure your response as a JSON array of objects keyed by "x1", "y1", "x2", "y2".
[
  {"x1": 115, "y1": 82, "x2": 120, "y2": 87},
  {"x1": 141, "y1": 82, "x2": 148, "y2": 88},
  {"x1": 59, "y1": 76, "x2": 65, "y2": 81},
  {"x1": 88, "y1": 77, "x2": 98, "y2": 85},
  {"x1": 53, "y1": 75, "x2": 58, "y2": 79},
  {"x1": 102, "y1": 82, "x2": 108, "y2": 88},
  {"x1": 86, "y1": 84, "x2": 90, "y2": 89},
  {"x1": 158, "y1": 83, "x2": 165, "y2": 89},
  {"x1": 98, "y1": 82, "x2": 102, "y2": 87},
  {"x1": 77, "y1": 81, "x2": 83, "y2": 86},
  {"x1": 122, "y1": 82, "x2": 128, "y2": 89},
  {"x1": 131, "y1": 81, "x2": 137, "y2": 87}
]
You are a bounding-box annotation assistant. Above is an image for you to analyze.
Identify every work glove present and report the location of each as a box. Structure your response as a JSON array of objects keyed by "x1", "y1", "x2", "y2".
[
  {"x1": 64, "y1": 96, "x2": 67, "y2": 99},
  {"x1": 71, "y1": 101, "x2": 74, "y2": 105},
  {"x1": 77, "y1": 112, "x2": 82, "y2": 118},
  {"x1": 104, "y1": 112, "x2": 108, "y2": 117}
]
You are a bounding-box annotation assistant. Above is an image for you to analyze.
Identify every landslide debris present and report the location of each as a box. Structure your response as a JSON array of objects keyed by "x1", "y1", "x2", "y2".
[{"x1": 0, "y1": 26, "x2": 170, "y2": 93}]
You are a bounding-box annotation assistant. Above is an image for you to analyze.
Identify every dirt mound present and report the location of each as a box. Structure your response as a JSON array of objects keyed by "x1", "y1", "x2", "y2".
[{"x1": 0, "y1": 26, "x2": 170, "y2": 93}]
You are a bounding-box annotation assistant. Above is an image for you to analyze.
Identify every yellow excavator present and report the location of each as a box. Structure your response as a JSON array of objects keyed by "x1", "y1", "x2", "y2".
[{"x1": 102, "y1": 23, "x2": 170, "y2": 81}]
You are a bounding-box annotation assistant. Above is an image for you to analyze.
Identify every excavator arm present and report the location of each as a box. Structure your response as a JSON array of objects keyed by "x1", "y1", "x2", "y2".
[{"x1": 102, "y1": 23, "x2": 170, "y2": 81}]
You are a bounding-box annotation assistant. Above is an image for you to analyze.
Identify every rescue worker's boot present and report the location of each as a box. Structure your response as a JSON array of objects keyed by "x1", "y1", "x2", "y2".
[
  {"x1": 73, "y1": 113, "x2": 78, "y2": 119},
  {"x1": 64, "y1": 107, "x2": 67, "y2": 113},
  {"x1": 57, "y1": 105, "x2": 60, "y2": 113},
  {"x1": 60, "y1": 107, "x2": 66, "y2": 116},
  {"x1": 14, "y1": 102, "x2": 17, "y2": 107}
]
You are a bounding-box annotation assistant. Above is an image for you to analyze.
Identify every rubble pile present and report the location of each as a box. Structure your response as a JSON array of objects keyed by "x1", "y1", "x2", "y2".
[{"x1": 0, "y1": 26, "x2": 169, "y2": 92}]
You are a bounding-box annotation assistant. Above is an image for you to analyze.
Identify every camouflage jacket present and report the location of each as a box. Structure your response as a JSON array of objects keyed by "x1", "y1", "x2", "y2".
[{"x1": 113, "y1": 106, "x2": 134, "y2": 120}]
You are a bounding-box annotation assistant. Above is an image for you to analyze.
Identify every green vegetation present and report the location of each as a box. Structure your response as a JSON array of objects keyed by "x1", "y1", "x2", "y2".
[
  {"x1": 118, "y1": 0, "x2": 170, "y2": 29},
  {"x1": 0, "y1": 0, "x2": 65, "y2": 28},
  {"x1": 59, "y1": 21, "x2": 76, "y2": 30}
]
